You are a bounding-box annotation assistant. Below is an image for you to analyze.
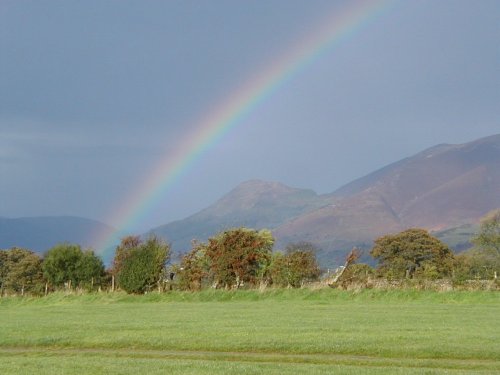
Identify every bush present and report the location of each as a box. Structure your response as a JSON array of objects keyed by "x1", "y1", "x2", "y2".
[
  {"x1": 270, "y1": 242, "x2": 321, "y2": 288},
  {"x1": 371, "y1": 228, "x2": 455, "y2": 279},
  {"x1": 0, "y1": 248, "x2": 45, "y2": 296},
  {"x1": 204, "y1": 228, "x2": 274, "y2": 289},
  {"x1": 117, "y1": 236, "x2": 170, "y2": 294},
  {"x1": 337, "y1": 263, "x2": 374, "y2": 288},
  {"x1": 43, "y1": 244, "x2": 105, "y2": 290},
  {"x1": 175, "y1": 242, "x2": 210, "y2": 291}
]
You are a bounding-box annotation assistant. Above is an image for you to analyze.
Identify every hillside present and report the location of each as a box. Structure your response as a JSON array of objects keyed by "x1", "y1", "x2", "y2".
[
  {"x1": 0, "y1": 216, "x2": 115, "y2": 254},
  {"x1": 149, "y1": 180, "x2": 330, "y2": 256},
  {"x1": 148, "y1": 134, "x2": 499, "y2": 267},
  {"x1": 275, "y1": 134, "x2": 500, "y2": 264}
]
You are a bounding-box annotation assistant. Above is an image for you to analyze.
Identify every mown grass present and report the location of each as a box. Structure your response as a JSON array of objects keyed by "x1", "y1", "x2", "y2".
[{"x1": 0, "y1": 289, "x2": 498, "y2": 374}]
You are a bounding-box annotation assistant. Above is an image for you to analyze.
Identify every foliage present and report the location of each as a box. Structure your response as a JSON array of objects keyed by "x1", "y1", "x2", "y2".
[
  {"x1": 204, "y1": 228, "x2": 274, "y2": 288},
  {"x1": 175, "y1": 241, "x2": 210, "y2": 290},
  {"x1": 42, "y1": 244, "x2": 81, "y2": 287},
  {"x1": 270, "y1": 242, "x2": 321, "y2": 287},
  {"x1": 469, "y1": 209, "x2": 500, "y2": 277},
  {"x1": 0, "y1": 250, "x2": 7, "y2": 293},
  {"x1": 0, "y1": 248, "x2": 44, "y2": 295},
  {"x1": 42, "y1": 243, "x2": 105, "y2": 289},
  {"x1": 370, "y1": 228, "x2": 455, "y2": 279},
  {"x1": 111, "y1": 235, "x2": 141, "y2": 277},
  {"x1": 336, "y1": 263, "x2": 374, "y2": 288},
  {"x1": 454, "y1": 249, "x2": 499, "y2": 282},
  {"x1": 472, "y1": 209, "x2": 500, "y2": 255},
  {"x1": 76, "y1": 250, "x2": 106, "y2": 289},
  {"x1": 117, "y1": 235, "x2": 170, "y2": 294},
  {"x1": 327, "y1": 247, "x2": 362, "y2": 287}
]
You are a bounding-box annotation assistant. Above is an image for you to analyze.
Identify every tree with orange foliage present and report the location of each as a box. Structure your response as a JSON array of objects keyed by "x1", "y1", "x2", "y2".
[{"x1": 204, "y1": 228, "x2": 274, "y2": 289}]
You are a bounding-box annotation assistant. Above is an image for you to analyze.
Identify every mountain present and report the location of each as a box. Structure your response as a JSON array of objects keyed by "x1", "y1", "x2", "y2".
[
  {"x1": 150, "y1": 134, "x2": 499, "y2": 267},
  {"x1": 274, "y1": 134, "x2": 500, "y2": 264},
  {"x1": 0, "y1": 216, "x2": 115, "y2": 255},
  {"x1": 149, "y1": 180, "x2": 330, "y2": 257}
]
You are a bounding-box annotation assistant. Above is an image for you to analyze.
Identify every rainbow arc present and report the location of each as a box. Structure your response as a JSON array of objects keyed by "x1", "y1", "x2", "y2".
[{"x1": 95, "y1": 0, "x2": 395, "y2": 253}]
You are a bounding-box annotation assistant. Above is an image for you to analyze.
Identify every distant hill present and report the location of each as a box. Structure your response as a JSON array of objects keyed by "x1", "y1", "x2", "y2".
[
  {"x1": 275, "y1": 134, "x2": 500, "y2": 265},
  {"x1": 149, "y1": 180, "x2": 330, "y2": 258},
  {"x1": 432, "y1": 224, "x2": 479, "y2": 253},
  {"x1": 0, "y1": 216, "x2": 115, "y2": 255},
  {"x1": 149, "y1": 134, "x2": 499, "y2": 267},
  {"x1": 8, "y1": 135, "x2": 497, "y2": 267}
]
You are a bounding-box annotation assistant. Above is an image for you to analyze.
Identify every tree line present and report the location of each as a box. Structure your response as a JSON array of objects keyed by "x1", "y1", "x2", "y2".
[{"x1": 1, "y1": 210, "x2": 499, "y2": 296}]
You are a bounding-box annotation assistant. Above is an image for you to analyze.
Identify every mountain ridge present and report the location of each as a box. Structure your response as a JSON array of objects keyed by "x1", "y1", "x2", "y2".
[
  {"x1": 274, "y1": 134, "x2": 500, "y2": 264},
  {"x1": 2, "y1": 134, "x2": 499, "y2": 268},
  {"x1": 149, "y1": 179, "x2": 330, "y2": 256},
  {"x1": 151, "y1": 134, "x2": 500, "y2": 266}
]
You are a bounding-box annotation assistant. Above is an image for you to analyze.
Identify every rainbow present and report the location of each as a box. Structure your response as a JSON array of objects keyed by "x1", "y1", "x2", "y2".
[{"x1": 95, "y1": 0, "x2": 395, "y2": 254}]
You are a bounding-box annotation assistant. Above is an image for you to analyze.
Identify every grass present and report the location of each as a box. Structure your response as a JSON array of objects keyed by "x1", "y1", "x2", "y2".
[{"x1": 0, "y1": 289, "x2": 499, "y2": 374}]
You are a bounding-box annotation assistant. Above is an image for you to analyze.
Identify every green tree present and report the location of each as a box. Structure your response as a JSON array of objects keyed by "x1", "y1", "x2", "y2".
[
  {"x1": 469, "y1": 209, "x2": 500, "y2": 278},
  {"x1": 75, "y1": 250, "x2": 106, "y2": 290},
  {"x1": 270, "y1": 242, "x2": 321, "y2": 287},
  {"x1": 453, "y1": 251, "x2": 492, "y2": 282},
  {"x1": 370, "y1": 228, "x2": 454, "y2": 279},
  {"x1": 112, "y1": 235, "x2": 141, "y2": 277},
  {"x1": 117, "y1": 236, "x2": 170, "y2": 294},
  {"x1": 205, "y1": 228, "x2": 274, "y2": 289},
  {"x1": 0, "y1": 248, "x2": 44, "y2": 296},
  {"x1": 0, "y1": 250, "x2": 7, "y2": 295},
  {"x1": 43, "y1": 243, "x2": 104, "y2": 289}
]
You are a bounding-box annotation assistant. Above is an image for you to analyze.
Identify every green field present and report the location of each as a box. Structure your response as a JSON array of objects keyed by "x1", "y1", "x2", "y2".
[{"x1": 0, "y1": 289, "x2": 499, "y2": 374}]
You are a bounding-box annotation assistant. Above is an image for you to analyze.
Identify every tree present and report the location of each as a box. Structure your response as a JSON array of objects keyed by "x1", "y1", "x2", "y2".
[
  {"x1": 111, "y1": 235, "x2": 142, "y2": 277},
  {"x1": 117, "y1": 236, "x2": 170, "y2": 294},
  {"x1": 176, "y1": 241, "x2": 210, "y2": 291},
  {"x1": 43, "y1": 243, "x2": 105, "y2": 289},
  {"x1": 43, "y1": 244, "x2": 81, "y2": 288},
  {"x1": 270, "y1": 242, "x2": 321, "y2": 287},
  {"x1": 204, "y1": 228, "x2": 274, "y2": 289},
  {"x1": 0, "y1": 250, "x2": 7, "y2": 295},
  {"x1": 370, "y1": 228, "x2": 454, "y2": 279},
  {"x1": 472, "y1": 209, "x2": 500, "y2": 255},
  {"x1": 75, "y1": 250, "x2": 106, "y2": 290},
  {"x1": 0, "y1": 248, "x2": 44, "y2": 296},
  {"x1": 466, "y1": 210, "x2": 500, "y2": 279},
  {"x1": 336, "y1": 263, "x2": 374, "y2": 288},
  {"x1": 328, "y1": 247, "x2": 362, "y2": 287}
]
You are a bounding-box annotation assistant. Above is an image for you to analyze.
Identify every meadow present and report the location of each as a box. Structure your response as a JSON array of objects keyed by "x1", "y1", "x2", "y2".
[{"x1": 0, "y1": 289, "x2": 499, "y2": 374}]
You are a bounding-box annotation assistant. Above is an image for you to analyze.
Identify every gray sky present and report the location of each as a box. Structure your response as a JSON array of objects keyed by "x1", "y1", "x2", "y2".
[{"x1": 1, "y1": 0, "x2": 499, "y2": 232}]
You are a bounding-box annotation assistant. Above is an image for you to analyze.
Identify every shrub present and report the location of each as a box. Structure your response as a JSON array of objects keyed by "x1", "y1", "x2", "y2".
[
  {"x1": 270, "y1": 242, "x2": 321, "y2": 288},
  {"x1": 117, "y1": 236, "x2": 170, "y2": 294}
]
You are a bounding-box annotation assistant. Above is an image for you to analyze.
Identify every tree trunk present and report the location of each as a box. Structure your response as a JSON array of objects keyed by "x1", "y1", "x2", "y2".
[{"x1": 328, "y1": 248, "x2": 361, "y2": 288}]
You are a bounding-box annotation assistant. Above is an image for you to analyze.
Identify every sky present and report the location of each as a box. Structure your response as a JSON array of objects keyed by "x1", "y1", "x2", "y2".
[{"x1": 1, "y1": 0, "x2": 499, "y2": 233}]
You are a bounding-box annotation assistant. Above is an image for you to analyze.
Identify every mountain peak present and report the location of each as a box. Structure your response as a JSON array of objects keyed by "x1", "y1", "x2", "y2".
[
  {"x1": 151, "y1": 134, "x2": 499, "y2": 266},
  {"x1": 275, "y1": 134, "x2": 500, "y2": 264},
  {"x1": 149, "y1": 180, "x2": 326, "y2": 253},
  {"x1": 218, "y1": 179, "x2": 317, "y2": 210}
]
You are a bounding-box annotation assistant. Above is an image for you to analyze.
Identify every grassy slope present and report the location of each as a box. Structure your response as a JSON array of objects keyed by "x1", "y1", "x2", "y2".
[{"x1": 0, "y1": 290, "x2": 499, "y2": 374}]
